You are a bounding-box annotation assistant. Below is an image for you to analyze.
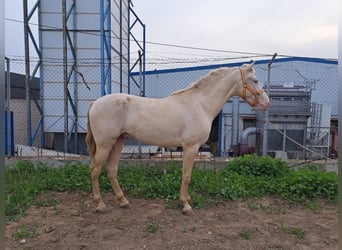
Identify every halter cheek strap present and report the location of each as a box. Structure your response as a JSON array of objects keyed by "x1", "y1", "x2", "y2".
[{"x1": 239, "y1": 68, "x2": 264, "y2": 107}]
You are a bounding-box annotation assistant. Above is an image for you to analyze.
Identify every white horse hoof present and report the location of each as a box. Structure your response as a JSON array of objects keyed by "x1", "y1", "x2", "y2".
[
  {"x1": 119, "y1": 199, "x2": 129, "y2": 208},
  {"x1": 95, "y1": 202, "x2": 107, "y2": 213},
  {"x1": 182, "y1": 206, "x2": 194, "y2": 216}
]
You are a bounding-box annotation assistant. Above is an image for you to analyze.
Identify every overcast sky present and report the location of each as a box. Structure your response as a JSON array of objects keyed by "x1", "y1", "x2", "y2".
[
  {"x1": 132, "y1": 0, "x2": 338, "y2": 60},
  {"x1": 5, "y1": 0, "x2": 338, "y2": 63}
]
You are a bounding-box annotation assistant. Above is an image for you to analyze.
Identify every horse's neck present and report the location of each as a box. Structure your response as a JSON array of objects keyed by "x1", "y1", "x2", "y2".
[{"x1": 197, "y1": 70, "x2": 239, "y2": 120}]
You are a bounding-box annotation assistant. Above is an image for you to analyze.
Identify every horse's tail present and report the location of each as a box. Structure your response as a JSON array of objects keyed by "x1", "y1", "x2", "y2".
[{"x1": 86, "y1": 102, "x2": 96, "y2": 159}]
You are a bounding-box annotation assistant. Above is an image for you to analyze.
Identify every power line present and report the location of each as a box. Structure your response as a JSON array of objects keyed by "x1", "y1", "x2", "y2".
[
  {"x1": 6, "y1": 17, "x2": 336, "y2": 61},
  {"x1": 145, "y1": 41, "x2": 271, "y2": 57},
  {"x1": 5, "y1": 17, "x2": 274, "y2": 58}
]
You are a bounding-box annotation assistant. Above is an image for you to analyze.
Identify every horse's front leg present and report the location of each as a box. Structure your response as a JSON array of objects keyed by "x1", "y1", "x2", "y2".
[{"x1": 180, "y1": 145, "x2": 199, "y2": 215}]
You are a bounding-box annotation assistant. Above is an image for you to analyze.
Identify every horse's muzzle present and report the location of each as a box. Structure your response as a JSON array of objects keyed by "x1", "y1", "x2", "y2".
[{"x1": 256, "y1": 102, "x2": 270, "y2": 111}]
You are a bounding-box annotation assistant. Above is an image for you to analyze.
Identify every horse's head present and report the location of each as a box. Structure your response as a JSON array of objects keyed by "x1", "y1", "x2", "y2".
[{"x1": 237, "y1": 63, "x2": 270, "y2": 111}]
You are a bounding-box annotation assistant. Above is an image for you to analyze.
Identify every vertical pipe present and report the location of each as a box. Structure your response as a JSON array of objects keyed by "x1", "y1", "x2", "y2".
[
  {"x1": 127, "y1": 1, "x2": 130, "y2": 94},
  {"x1": 138, "y1": 50, "x2": 142, "y2": 157},
  {"x1": 38, "y1": 2, "x2": 45, "y2": 149},
  {"x1": 0, "y1": 0, "x2": 5, "y2": 246},
  {"x1": 62, "y1": 0, "x2": 68, "y2": 153},
  {"x1": 262, "y1": 53, "x2": 277, "y2": 156},
  {"x1": 119, "y1": 0, "x2": 123, "y2": 93},
  {"x1": 217, "y1": 110, "x2": 223, "y2": 157},
  {"x1": 282, "y1": 124, "x2": 286, "y2": 151},
  {"x1": 142, "y1": 23, "x2": 146, "y2": 96},
  {"x1": 138, "y1": 50, "x2": 142, "y2": 97},
  {"x1": 6, "y1": 58, "x2": 11, "y2": 155},
  {"x1": 338, "y1": 23, "x2": 342, "y2": 248},
  {"x1": 223, "y1": 115, "x2": 227, "y2": 157},
  {"x1": 100, "y1": 0, "x2": 105, "y2": 96},
  {"x1": 72, "y1": 0, "x2": 78, "y2": 153},
  {"x1": 326, "y1": 125, "x2": 330, "y2": 158},
  {"x1": 23, "y1": 0, "x2": 32, "y2": 146},
  {"x1": 107, "y1": 0, "x2": 112, "y2": 94},
  {"x1": 231, "y1": 97, "x2": 239, "y2": 146}
]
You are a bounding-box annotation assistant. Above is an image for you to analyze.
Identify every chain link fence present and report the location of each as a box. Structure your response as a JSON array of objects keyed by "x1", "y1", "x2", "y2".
[
  {"x1": 263, "y1": 59, "x2": 337, "y2": 160},
  {"x1": 4, "y1": 57, "x2": 338, "y2": 160}
]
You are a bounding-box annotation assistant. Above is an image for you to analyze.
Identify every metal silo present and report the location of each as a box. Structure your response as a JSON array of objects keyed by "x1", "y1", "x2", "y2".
[{"x1": 23, "y1": 0, "x2": 145, "y2": 153}]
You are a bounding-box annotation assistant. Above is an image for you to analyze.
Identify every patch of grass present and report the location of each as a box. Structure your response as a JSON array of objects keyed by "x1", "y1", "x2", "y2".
[
  {"x1": 12, "y1": 225, "x2": 38, "y2": 240},
  {"x1": 275, "y1": 170, "x2": 338, "y2": 203},
  {"x1": 260, "y1": 204, "x2": 285, "y2": 214},
  {"x1": 224, "y1": 154, "x2": 290, "y2": 178},
  {"x1": 240, "y1": 229, "x2": 251, "y2": 240},
  {"x1": 247, "y1": 201, "x2": 258, "y2": 211},
  {"x1": 304, "y1": 199, "x2": 321, "y2": 213},
  {"x1": 290, "y1": 227, "x2": 305, "y2": 239},
  {"x1": 297, "y1": 163, "x2": 325, "y2": 172},
  {"x1": 34, "y1": 192, "x2": 59, "y2": 207},
  {"x1": 5, "y1": 156, "x2": 338, "y2": 220},
  {"x1": 114, "y1": 217, "x2": 124, "y2": 230},
  {"x1": 278, "y1": 223, "x2": 306, "y2": 239},
  {"x1": 5, "y1": 161, "x2": 91, "y2": 220},
  {"x1": 147, "y1": 223, "x2": 163, "y2": 233}
]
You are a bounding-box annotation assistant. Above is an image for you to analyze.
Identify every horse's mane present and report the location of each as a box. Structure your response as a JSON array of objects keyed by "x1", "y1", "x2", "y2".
[{"x1": 171, "y1": 67, "x2": 234, "y2": 96}]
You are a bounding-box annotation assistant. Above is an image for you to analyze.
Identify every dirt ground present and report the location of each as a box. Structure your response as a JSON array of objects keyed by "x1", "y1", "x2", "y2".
[{"x1": 5, "y1": 191, "x2": 337, "y2": 250}]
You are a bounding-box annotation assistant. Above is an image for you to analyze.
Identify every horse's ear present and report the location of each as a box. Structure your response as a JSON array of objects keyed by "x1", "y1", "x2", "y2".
[{"x1": 247, "y1": 61, "x2": 256, "y2": 72}]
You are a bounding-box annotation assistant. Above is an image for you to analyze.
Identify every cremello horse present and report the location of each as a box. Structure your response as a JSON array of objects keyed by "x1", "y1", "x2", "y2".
[{"x1": 86, "y1": 63, "x2": 270, "y2": 215}]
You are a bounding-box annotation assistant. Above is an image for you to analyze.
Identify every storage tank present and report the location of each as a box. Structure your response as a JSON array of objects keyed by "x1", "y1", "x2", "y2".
[{"x1": 38, "y1": 0, "x2": 143, "y2": 153}]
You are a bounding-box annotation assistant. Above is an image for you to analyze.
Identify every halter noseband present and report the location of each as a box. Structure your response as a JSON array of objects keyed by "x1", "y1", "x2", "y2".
[{"x1": 239, "y1": 68, "x2": 264, "y2": 107}]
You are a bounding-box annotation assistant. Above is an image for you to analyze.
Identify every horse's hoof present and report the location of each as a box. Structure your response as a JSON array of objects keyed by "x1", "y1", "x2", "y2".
[
  {"x1": 182, "y1": 206, "x2": 194, "y2": 216},
  {"x1": 95, "y1": 203, "x2": 107, "y2": 213},
  {"x1": 119, "y1": 199, "x2": 129, "y2": 208},
  {"x1": 116, "y1": 196, "x2": 129, "y2": 208}
]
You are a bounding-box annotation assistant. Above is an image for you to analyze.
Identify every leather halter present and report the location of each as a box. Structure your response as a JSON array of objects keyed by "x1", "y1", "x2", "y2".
[{"x1": 239, "y1": 68, "x2": 264, "y2": 107}]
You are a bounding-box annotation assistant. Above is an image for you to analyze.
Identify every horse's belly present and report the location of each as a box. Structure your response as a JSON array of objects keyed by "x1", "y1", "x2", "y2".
[
  {"x1": 133, "y1": 132, "x2": 180, "y2": 147},
  {"x1": 126, "y1": 121, "x2": 209, "y2": 147}
]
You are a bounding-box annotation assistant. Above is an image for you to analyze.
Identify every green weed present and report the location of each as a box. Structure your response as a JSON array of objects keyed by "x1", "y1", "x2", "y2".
[
  {"x1": 278, "y1": 223, "x2": 305, "y2": 239},
  {"x1": 290, "y1": 227, "x2": 305, "y2": 239},
  {"x1": 34, "y1": 192, "x2": 59, "y2": 207},
  {"x1": 240, "y1": 229, "x2": 251, "y2": 240},
  {"x1": 260, "y1": 204, "x2": 285, "y2": 214},
  {"x1": 12, "y1": 225, "x2": 38, "y2": 240},
  {"x1": 247, "y1": 202, "x2": 258, "y2": 211},
  {"x1": 147, "y1": 223, "x2": 163, "y2": 233},
  {"x1": 224, "y1": 154, "x2": 290, "y2": 178},
  {"x1": 114, "y1": 217, "x2": 124, "y2": 230}
]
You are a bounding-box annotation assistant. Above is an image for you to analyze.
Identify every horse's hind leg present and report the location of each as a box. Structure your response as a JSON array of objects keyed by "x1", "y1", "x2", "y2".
[
  {"x1": 106, "y1": 136, "x2": 129, "y2": 208},
  {"x1": 90, "y1": 146, "x2": 111, "y2": 212}
]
